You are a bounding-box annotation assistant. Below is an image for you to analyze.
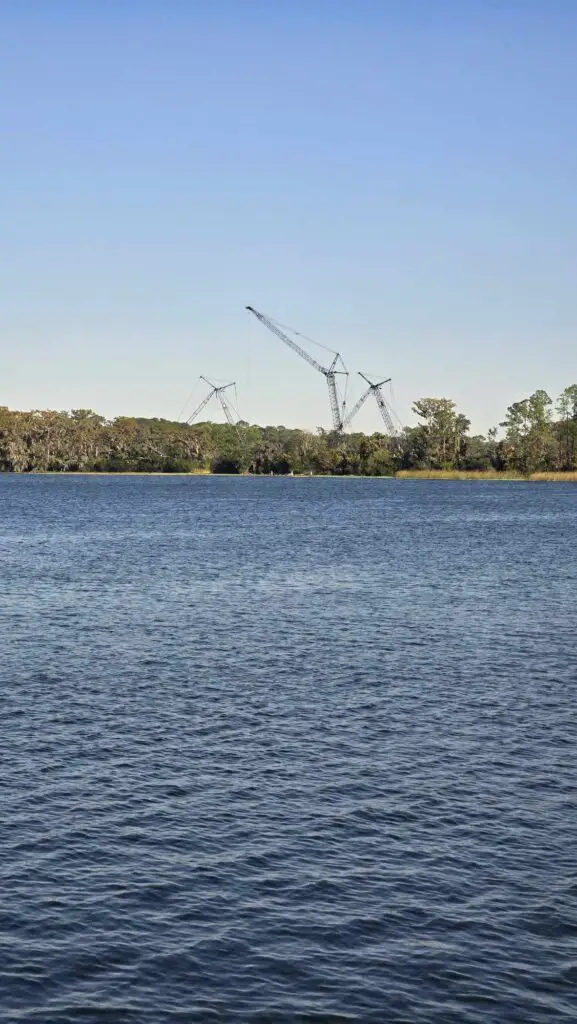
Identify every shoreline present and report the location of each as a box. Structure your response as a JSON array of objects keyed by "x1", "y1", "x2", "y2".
[{"x1": 3, "y1": 470, "x2": 577, "y2": 482}]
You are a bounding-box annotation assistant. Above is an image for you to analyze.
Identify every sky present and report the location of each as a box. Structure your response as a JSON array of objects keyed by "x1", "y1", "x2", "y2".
[{"x1": 2, "y1": 0, "x2": 576, "y2": 434}]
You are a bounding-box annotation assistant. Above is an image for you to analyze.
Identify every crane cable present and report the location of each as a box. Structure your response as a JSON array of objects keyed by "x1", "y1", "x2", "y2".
[
  {"x1": 177, "y1": 376, "x2": 202, "y2": 422},
  {"x1": 233, "y1": 383, "x2": 241, "y2": 422},
  {"x1": 261, "y1": 311, "x2": 340, "y2": 358}
]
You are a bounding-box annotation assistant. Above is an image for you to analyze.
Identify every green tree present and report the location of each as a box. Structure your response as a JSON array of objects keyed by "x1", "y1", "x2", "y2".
[
  {"x1": 501, "y1": 390, "x2": 554, "y2": 473},
  {"x1": 555, "y1": 385, "x2": 577, "y2": 470},
  {"x1": 411, "y1": 398, "x2": 470, "y2": 469}
]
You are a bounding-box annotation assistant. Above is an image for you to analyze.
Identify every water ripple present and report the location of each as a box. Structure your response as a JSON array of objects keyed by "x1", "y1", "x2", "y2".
[{"x1": 1, "y1": 476, "x2": 576, "y2": 1022}]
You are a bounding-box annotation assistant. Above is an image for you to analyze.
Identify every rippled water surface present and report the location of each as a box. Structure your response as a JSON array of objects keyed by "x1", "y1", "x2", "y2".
[{"x1": 2, "y1": 476, "x2": 577, "y2": 1022}]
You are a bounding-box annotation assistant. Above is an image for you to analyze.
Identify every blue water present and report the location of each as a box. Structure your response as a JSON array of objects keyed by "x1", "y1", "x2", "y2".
[{"x1": 2, "y1": 476, "x2": 576, "y2": 1023}]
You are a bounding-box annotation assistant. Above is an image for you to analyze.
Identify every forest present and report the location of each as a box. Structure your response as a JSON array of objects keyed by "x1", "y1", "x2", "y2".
[{"x1": 1, "y1": 386, "x2": 576, "y2": 476}]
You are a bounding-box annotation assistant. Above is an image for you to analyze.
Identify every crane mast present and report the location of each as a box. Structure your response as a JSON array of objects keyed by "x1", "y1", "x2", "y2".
[
  {"x1": 326, "y1": 356, "x2": 344, "y2": 433},
  {"x1": 217, "y1": 390, "x2": 236, "y2": 427},
  {"x1": 342, "y1": 373, "x2": 399, "y2": 435},
  {"x1": 246, "y1": 305, "x2": 347, "y2": 432},
  {"x1": 358, "y1": 372, "x2": 397, "y2": 435},
  {"x1": 373, "y1": 387, "x2": 396, "y2": 435}
]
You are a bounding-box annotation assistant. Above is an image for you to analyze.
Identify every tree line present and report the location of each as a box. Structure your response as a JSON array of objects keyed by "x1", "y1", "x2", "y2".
[{"x1": 1, "y1": 386, "x2": 576, "y2": 475}]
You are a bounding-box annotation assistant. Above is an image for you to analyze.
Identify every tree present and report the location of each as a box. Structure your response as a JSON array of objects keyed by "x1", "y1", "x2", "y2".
[
  {"x1": 555, "y1": 385, "x2": 577, "y2": 470},
  {"x1": 501, "y1": 390, "x2": 554, "y2": 473},
  {"x1": 411, "y1": 398, "x2": 471, "y2": 469},
  {"x1": 462, "y1": 435, "x2": 492, "y2": 470}
]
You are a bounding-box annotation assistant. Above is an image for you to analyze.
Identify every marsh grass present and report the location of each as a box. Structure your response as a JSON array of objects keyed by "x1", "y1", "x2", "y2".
[
  {"x1": 395, "y1": 469, "x2": 518, "y2": 481},
  {"x1": 528, "y1": 471, "x2": 577, "y2": 482},
  {"x1": 395, "y1": 469, "x2": 577, "y2": 481}
]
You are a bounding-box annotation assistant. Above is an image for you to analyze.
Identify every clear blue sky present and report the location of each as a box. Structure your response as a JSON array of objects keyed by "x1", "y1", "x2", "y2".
[{"x1": 2, "y1": 0, "x2": 576, "y2": 433}]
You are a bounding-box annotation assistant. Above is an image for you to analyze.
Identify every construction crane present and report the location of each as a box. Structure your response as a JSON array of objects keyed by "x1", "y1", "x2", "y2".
[
  {"x1": 185, "y1": 376, "x2": 237, "y2": 427},
  {"x1": 342, "y1": 372, "x2": 399, "y2": 435},
  {"x1": 246, "y1": 305, "x2": 347, "y2": 432}
]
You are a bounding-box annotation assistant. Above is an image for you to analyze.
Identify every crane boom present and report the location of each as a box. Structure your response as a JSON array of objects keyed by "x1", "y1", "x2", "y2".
[
  {"x1": 186, "y1": 390, "x2": 213, "y2": 425},
  {"x1": 246, "y1": 306, "x2": 326, "y2": 375},
  {"x1": 342, "y1": 386, "x2": 371, "y2": 429}
]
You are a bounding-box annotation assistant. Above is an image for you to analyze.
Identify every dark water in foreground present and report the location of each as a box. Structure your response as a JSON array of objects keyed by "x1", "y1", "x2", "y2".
[{"x1": 1, "y1": 476, "x2": 576, "y2": 1023}]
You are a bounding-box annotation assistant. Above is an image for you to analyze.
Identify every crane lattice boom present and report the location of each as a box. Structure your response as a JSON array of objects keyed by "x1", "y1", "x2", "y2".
[
  {"x1": 342, "y1": 387, "x2": 371, "y2": 429},
  {"x1": 186, "y1": 390, "x2": 213, "y2": 425},
  {"x1": 246, "y1": 306, "x2": 326, "y2": 375}
]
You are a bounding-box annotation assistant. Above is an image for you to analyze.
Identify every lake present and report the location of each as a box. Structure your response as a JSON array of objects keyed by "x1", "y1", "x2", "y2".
[{"x1": 1, "y1": 476, "x2": 576, "y2": 1022}]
